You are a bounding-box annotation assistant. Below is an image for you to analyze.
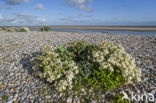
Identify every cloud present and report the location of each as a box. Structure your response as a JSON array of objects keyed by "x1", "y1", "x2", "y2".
[
  {"x1": 59, "y1": 14, "x2": 95, "y2": 25},
  {"x1": 60, "y1": 14, "x2": 92, "y2": 21},
  {"x1": 0, "y1": 15, "x2": 3, "y2": 20},
  {"x1": 0, "y1": 13, "x2": 46, "y2": 26},
  {"x1": 66, "y1": 0, "x2": 93, "y2": 12},
  {"x1": 35, "y1": 3, "x2": 45, "y2": 10},
  {"x1": 2, "y1": 0, "x2": 30, "y2": 5},
  {"x1": 0, "y1": 5, "x2": 12, "y2": 9}
]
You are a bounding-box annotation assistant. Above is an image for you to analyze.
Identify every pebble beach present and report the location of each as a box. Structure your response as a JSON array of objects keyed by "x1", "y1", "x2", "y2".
[{"x1": 0, "y1": 31, "x2": 155, "y2": 102}]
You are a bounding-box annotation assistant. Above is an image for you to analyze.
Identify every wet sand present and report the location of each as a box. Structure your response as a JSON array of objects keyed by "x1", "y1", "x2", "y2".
[{"x1": 52, "y1": 26, "x2": 156, "y2": 31}]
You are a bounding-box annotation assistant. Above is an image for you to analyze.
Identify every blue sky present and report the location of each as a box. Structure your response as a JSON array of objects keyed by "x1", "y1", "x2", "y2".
[{"x1": 0, "y1": 0, "x2": 156, "y2": 26}]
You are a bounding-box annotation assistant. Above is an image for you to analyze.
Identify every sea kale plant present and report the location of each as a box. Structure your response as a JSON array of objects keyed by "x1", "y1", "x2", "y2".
[
  {"x1": 31, "y1": 41, "x2": 141, "y2": 94},
  {"x1": 7, "y1": 27, "x2": 18, "y2": 32},
  {"x1": 18, "y1": 27, "x2": 30, "y2": 32},
  {"x1": 40, "y1": 26, "x2": 51, "y2": 32}
]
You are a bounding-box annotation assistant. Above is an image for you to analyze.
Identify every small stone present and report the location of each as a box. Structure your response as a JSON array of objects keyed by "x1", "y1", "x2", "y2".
[
  {"x1": 9, "y1": 73, "x2": 14, "y2": 77},
  {"x1": 14, "y1": 93, "x2": 18, "y2": 98},
  {"x1": 9, "y1": 63, "x2": 15, "y2": 69},
  {"x1": 53, "y1": 94, "x2": 57, "y2": 98},
  {"x1": 30, "y1": 96, "x2": 34, "y2": 100},
  {"x1": 73, "y1": 97, "x2": 80, "y2": 103},
  {"x1": 12, "y1": 98, "x2": 17, "y2": 102},
  {"x1": 39, "y1": 98, "x2": 42, "y2": 101},
  {"x1": 0, "y1": 83, "x2": 7, "y2": 89},
  {"x1": 151, "y1": 90, "x2": 155, "y2": 94},
  {"x1": 45, "y1": 95, "x2": 51, "y2": 99},
  {"x1": 67, "y1": 97, "x2": 72, "y2": 103},
  {"x1": 101, "y1": 94, "x2": 105, "y2": 98},
  {"x1": 91, "y1": 101, "x2": 96, "y2": 103}
]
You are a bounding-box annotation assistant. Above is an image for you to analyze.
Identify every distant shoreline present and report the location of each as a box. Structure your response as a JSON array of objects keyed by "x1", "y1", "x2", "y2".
[{"x1": 1, "y1": 26, "x2": 156, "y2": 31}]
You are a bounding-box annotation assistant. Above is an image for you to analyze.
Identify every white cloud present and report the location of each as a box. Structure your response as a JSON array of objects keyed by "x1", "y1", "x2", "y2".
[
  {"x1": 0, "y1": 15, "x2": 3, "y2": 20},
  {"x1": 0, "y1": 13, "x2": 46, "y2": 26},
  {"x1": 60, "y1": 14, "x2": 92, "y2": 21},
  {"x1": 66, "y1": 0, "x2": 93, "y2": 12},
  {"x1": 0, "y1": 5, "x2": 12, "y2": 9},
  {"x1": 35, "y1": 3, "x2": 45, "y2": 10},
  {"x1": 2, "y1": 0, "x2": 30, "y2": 5},
  {"x1": 59, "y1": 14, "x2": 95, "y2": 25}
]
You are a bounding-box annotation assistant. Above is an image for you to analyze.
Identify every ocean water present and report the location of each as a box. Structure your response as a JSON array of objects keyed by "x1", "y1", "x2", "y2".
[{"x1": 52, "y1": 28, "x2": 156, "y2": 36}]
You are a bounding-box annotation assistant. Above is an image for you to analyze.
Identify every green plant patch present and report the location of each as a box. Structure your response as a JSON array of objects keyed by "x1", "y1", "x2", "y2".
[
  {"x1": 111, "y1": 93, "x2": 132, "y2": 103},
  {"x1": 0, "y1": 27, "x2": 6, "y2": 31},
  {"x1": 7, "y1": 27, "x2": 18, "y2": 32},
  {"x1": 31, "y1": 41, "x2": 142, "y2": 97},
  {"x1": 151, "y1": 41, "x2": 156, "y2": 44},
  {"x1": 1, "y1": 95, "x2": 9, "y2": 102},
  {"x1": 40, "y1": 26, "x2": 51, "y2": 32},
  {"x1": 18, "y1": 27, "x2": 30, "y2": 32}
]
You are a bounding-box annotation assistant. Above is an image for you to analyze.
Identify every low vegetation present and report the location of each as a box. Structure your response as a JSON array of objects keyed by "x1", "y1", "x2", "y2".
[
  {"x1": 7, "y1": 27, "x2": 18, "y2": 32},
  {"x1": 151, "y1": 40, "x2": 156, "y2": 44},
  {"x1": 40, "y1": 26, "x2": 51, "y2": 32},
  {"x1": 31, "y1": 41, "x2": 141, "y2": 101},
  {"x1": 110, "y1": 93, "x2": 131, "y2": 103},
  {"x1": 0, "y1": 95, "x2": 9, "y2": 102},
  {"x1": 18, "y1": 27, "x2": 30, "y2": 32},
  {"x1": 0, "y1": 27, "x2": 6, "y2": 31},
  {"x1": 6, "y1": 27, "x2": 30, "y2": 32}
]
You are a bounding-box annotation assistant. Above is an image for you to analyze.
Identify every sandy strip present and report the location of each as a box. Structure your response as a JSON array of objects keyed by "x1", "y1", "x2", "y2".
[{"x1": 52, "y1": 26, "x2": 156, "y2": 31}]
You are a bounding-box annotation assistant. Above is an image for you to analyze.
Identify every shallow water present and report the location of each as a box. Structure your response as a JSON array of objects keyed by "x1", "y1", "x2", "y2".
[{"x1": 52, "y1": 28, "x2": 156, "y2": 36}]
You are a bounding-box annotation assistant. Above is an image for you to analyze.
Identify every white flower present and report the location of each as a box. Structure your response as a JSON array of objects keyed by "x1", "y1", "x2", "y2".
[
  {"x1": 97, "y1": 56, "x2": 104, "y2": 62},
  {"x1": 109, "y1": 67, "x2": 114, "y2": 72},
  {"x1": 56, "y1": 59, "x2": 61, "y2": 63},
  {"x1": 103, "y1": 50, "x2": 109, "y2": 54},
  {"x1": 116, "y1": 69, "x2": 120, "y2": 73},
  {"x1": 57, "y1": 74, "x2": 61, "y2": 78},
  {"x1": 73, "y1": 66, "x2": 78, "y2": 70},
  {"x1": 93, "y1": 52, "x2": 99, "y2": 57},
  {"x1": 67, "y1": 97, "x2": 72, "y2": 103},
  {"x1": 75, "y1": 69, "x2": 79, "y2": 74}
]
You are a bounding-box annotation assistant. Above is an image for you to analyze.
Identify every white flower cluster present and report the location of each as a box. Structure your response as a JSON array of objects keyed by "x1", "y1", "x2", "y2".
[
  {"x1": 54, "y1": 61, "x2": 79, "y2": 92},
  {"x1": 92, "y1": 42, "x2": 141, "y2": 83},
  {"x1": 32, "y1": 46, "x2": 79, "y2": 92}
]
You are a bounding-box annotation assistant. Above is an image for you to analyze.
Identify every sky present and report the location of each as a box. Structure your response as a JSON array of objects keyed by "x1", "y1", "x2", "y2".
[{"x1": 0, "y1": 0, "x2": 156, "y2": 26}]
